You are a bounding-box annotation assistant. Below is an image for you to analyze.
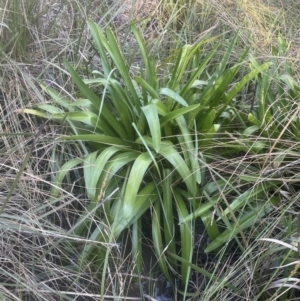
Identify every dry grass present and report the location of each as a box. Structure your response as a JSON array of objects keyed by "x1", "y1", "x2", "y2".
[{"x1": 1, "y1": 0, "x2": 300, "y2": 300}]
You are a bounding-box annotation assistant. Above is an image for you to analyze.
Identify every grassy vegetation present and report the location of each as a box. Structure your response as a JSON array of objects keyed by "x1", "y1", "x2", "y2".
[{"x1": 1, "y1": 0, "x2": 300, "y2": 300}]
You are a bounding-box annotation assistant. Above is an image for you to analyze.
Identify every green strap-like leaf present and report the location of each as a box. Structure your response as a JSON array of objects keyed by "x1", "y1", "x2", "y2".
[
  {"x1": 141, "y1": 103, "x2": 161, "y2": 152},
  {"x1": 174, "y1": 189, "x2": 193, "y2": 288},
  {"x1": 200, "y1": 66, "x2": 240, "y2": 108},
  {"x1": 105, "y1": 27, "x2": 140, "y2": 106},
  {"x1": 161, "y1": 169, "x2": 177, "y2": 270},
  {"x1": 123, "y1": 152, "x2": 153, "y2": 219},
  {"x1": 84, "y1": 147, "x2": 121, "y2": 202},
  {"x1": 160, "y1": 104, "x2": 201, "y2": 127},
  {"x1": 131, "y1": 22, "x2": 158, "y2": 89},
  {"x1": 222, "y1": 62, "x2": 271, "y2": 108},
  {"x1": 199, "y1": 124, "x2": 220, "y2": 148},
  {"x1": 218, "y1": 182, "x2": 274, "y2": 220},
  {"x1": 179, "y1": 197, "x2": 218, "y2": 224},
  {"x1": 101, "y1": 152, "x2": 138, "y2": 184},
  {"x1": 89, "y1": 20, "x2": 140, "y2": 109},
  {"x1": 152, "y1": 199, "x2": 173, "y2": 284},
  {"x1": 17, "y1": 108, "x2": 50, "y2": 119},
  {"x1": 152, "y1": 98, "x2": 169, "y2": 116},
  {"x1": 176, "y1": 115, "x2": 201, "y2": 185},
  {"x1": 198, "y1": 108, "x2": 216, "y2": 131},
  {"x1": 159, "y1": 87, "x2": 189, "y2": 107},
  {"x1": 64, "y1": 59, "x2": 130, "y2": 139},
  {"x1": 83, "y1": 77, "x2": 135, "y2": 139},
  {"x1": 51, "y1": 158, "x2": 83, "y2": 198},
  {"x1": 168, "y1": 45, "x2": 191, "y2": 92},
  {"x1": 205, "y1": 203, "x2": 274, "y2": 252},
  {"x1": 135, "y1": 76, "x2": 160, "y2": 100},
  {"x1": 248, "y1": 113, "x2": 262, "y2": 127},
  {"x1": 40, "y1": 84, "x2": 73, "y2": 109},
  {"x1": 113, "y1": 182, "x2": 158, "y2": 237},
  {"x1": 180, "y1": 43, "x2": 219, "y2": 99},
  {"x1": 137, "y1": 137, "x2": 197, "y2": 196},
  {"x1": 57, "y1": 134, "x2": 134, "y2": 148},
  {"x1": 37, "y1": 104, "x2": 64, "y2": 114}
]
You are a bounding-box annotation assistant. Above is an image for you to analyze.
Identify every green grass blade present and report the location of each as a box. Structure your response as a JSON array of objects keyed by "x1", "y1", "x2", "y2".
[
  {"x1": 88, "y1": 20, "x2": 113, "y2": 78},
  {"x1": 200, "y1": 67, "x2": 241, "y2": 108},
  {"x1": 152, "y1": 98, "x2": 170, "y2": 116}
]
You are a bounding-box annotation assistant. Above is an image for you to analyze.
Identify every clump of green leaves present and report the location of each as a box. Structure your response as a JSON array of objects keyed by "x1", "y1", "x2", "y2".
[
  {"x1": 231, "y1": 36, "x2": 300, "y2": 299},
  {"x1": 23, "y1": 19, "x2": 271, "y2": 294}
]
